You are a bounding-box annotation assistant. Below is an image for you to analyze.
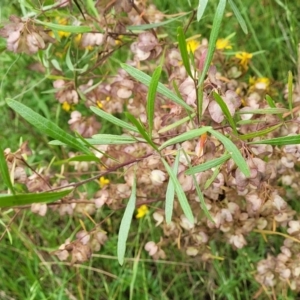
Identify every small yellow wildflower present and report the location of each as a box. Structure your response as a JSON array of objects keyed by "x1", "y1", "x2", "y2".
[
  {"x1": 96, "y1": 101, "x2": 103, "y2": 109},
  {"x1": 115, "y1": 35, "x2": 123, "y2": 46},
  {"x1": 216, "y1": 38, "x2": 232, "y2": 50},
  {"x1": 99, "y1": 176, "x2": 110, "y2": 188},
  {"x1": 74, "y1": 34, "x2": 82, "y2": 45},
  {"x1": 136, "y1": 205, "x2": 149, "y2": 219},
  {"x1": 186, "y1": 39, "x2": 200, "y2": 54},
  {"x1": 62, "y1": 101, "x2": 71, "y2": 112},
  {"x1": 235, "y1": 52, "x2": 253, "y2": 70},
  {"x1": 249, "y1": 77, "x2": 270, "y2": 91}
]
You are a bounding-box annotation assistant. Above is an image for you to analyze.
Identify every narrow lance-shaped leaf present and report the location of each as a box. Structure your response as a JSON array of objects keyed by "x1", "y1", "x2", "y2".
[
  {"x1": 213, "y1": 92, "x2": 238, "y2": 135},
  {"x1": 197, "y1": 0, "x2": 209, "y2": 21},
  {"x1": 198, "y1": 0, "x2": 226, "y2": 85},
  {"x1": 228, "y1": 0, "x2": 248, "y2": 34},
  {"x1": 90, "y1": 106, "x2": 139, "y2": 133},
  {"x1": 182, "y1": 149, "x2": 214, "y2": 222},
  {"x1": 177, "y1": 27, "x2": 192, "y2": 78},
  {"x1": 165, "y1": 150, "x2": 180, "y2": 224},
  {"x1": 0, "y1": 189, "x2": 72, "y2": 208},
  {"x1": 7, "y1": 99, "x2": 91, "y2": 154},
  {"x1": 159, "y1": 127, "x2": 211, "y2": 150},
  {"x1": 126, "y1": 113, "x2": 158, "y2": 151},
  {"x1": 147, "y1": 66, "x2": 162, "y2": 137},
  {"x1": 35, "y1": 20, "x2": 91, "y2": 33},
  {"x1": 248, "y1": 135, "x2": 300, "y2": 146},
  {"x1": 0, "y1": 144, "x2": 15, "y2": 194},
  {"x1": 117, "y1": 175, "x2": 137, "y2": 265},
  {"x1": 121, "y1": 63, "x2": 193, "y2": 112},
  {"x1": 162, "y1": 158, "x2": 194, "y2": 223},
  {"x1": 239, "y1": 124, "x2": 282, "y2": 141},
  {"x1": 207, "y1": 128, "x2": 250, "y2": 177},
  {"x1": 185, "y1": 153, "x2": 231, "y2": 175}
]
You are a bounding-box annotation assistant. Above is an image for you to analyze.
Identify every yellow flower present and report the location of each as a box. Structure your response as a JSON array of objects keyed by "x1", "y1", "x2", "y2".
[
  {"x1": 99, "y1": 176, "x2": 110, "y2": 188},
  {"x1": 136, "y1": 205, "x2": 149, "y2": 219},
  {"x1": 62, "y1": 101, "x2": 71, "y2": 112},
  {"x1": 249, "y1": 77, "x2": 270, "y2": 91},
  {"x1": 74, "y1": 34, "x2": 82, "y2": 45},
  {"x1": 216, "y1": 38, "x2": 232, "y2": 50},
  {"x1": 186, "y1": 39, "x2": 200, "y2": 54},
  {"x1": 235, "y1": 52, "x2": 253, "y2": 70}
]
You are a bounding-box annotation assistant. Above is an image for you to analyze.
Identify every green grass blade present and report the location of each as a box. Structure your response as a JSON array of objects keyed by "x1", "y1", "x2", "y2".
[
  {"x1": 147, "y1": 66, "x2": 162, "y2": 137},
  {"x1": 248, "y1": 135, "x2": 300, "y2": 146},
  {"x1": 228, "y1": 0, "x2": 248, "y2": 34},
  {"x1": 198, "y1": 0, "x2": 226, "y2": 85},
  {"x1": 185, "y1": 153, "x2": 231, "y2": 175},
  {"x1": 197, "y1": 0, "x2": 209, "y2": 21},
  {"x1": 265, "y1": 95, "x2": 276, "y2": 108},
  {"x1": 165, "y1": 151, "x2": 180, "y2": 224},
  {"x1": 117, "y1": 175, "x2": 136, "y2": 266},
  {"x1": 90, "y1": 106, "x2": 139, "y2": 133},
  {"x1": 182, "y1": 150, "x2": 214, "y2": 222},
  {"x1": 162, "y1": 158, "x2": 194, "y2": 224},
  {"x1": 237, "y1": 108, "x2": 288, "y2": 114},
  {"x1": 121, "y1": 63, "x2": 194, "y2": 112},
  {"x1": 207, "y1": 128, "x2": 250, "y2": 177},
  {"x1": 213, "y1": 92, "x2": 238, "y2": 135},
  {"x1": 239, "y1": 124, "x2": 282, "y2": 141},
  {"x1": 0, "y1": 144, "x2": 15, "y2": 194},
  {"x1": 126, "y1": 113, "x2": 158, "y2": 151},
  {"x1": 288, "y1": 71, "x2": 293, "y2": 114},
  {"x1": 7, "y1": 99, "x2": 91, "y2": 154},
  {"x1": 159, "y1": 127, "x2": 211, "y2": 150},
  {"x1": 35, "y1": 20, "x2": 91, "y2": 33},
  {"x1": 0, "y1": 189, "x2": 72, "y2": 208},
  {"x1": 177, "y1": 27, "x2": 192, "y2": 78}
]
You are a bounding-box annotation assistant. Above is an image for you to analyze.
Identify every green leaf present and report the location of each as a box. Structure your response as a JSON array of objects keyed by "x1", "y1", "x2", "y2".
[
  {"x1": 66, "y1": 45, "x2": 74, "y2": 71},
  {"x1": 117, "y1": 175, "x2": 136, "y2": 265},
  {"x1": 147, "y1": 66, "x2": 162, "y2": 137},
  {"x1": 159, "y1": 127, "x2": 211, "y2": 150},
  {"x1": 248, "y1": 135, "x2": 300, "y2": 146},
  {"x1": 197, "y1": 0, "x2": 209, "y2": 21},
  {"x1": 49, "y1": 135, "x2": 139, "y2": 146},
  {"x1": 198, "y1": 0, "x2": 226, "y2": 85},
  {"x1": 7, "y1": 99, "x2": 91, "y2": 154},
  {"x1": 165, "y1": 151, "x2": 180, "y2": 224},
  {"x1": 207, "y1": 128, "x2": 250, "y2": 177},
  {"x1": 237, "y1": 108, "x2": 288, "y2": 114},
  {"x1": 35, "y1": 20, "x2": 91, "y2": 33},
  {"x1": 162, "y1": 158, "x2": 194, "y2": 223},
  {"x1": 126, "y1": 13, "x2": 188, "y2": 31},
  {"x1": 0, "y1": 144, "x2": 15, "y2": 194},
  {"x1": 288, "y1": 71, "x2": 293, "y2": 113},
  {"x1": 177, "y1": 27, "x2": 192, "y2": 78},
  {"x1": 90, "y1": 106, "x2": 139, "y2": 133},
  {"x1": 265, "y1": 95, "x2": 276, "y2": 108},
  {"x1": 239, "y1": 124, "x2": 282, "y2": 141},
  {"x1": 182, "y1": 150, "x2": 214, "y2": 222},
  {"x1": 213, "y1": 92, "x2": 238, "y2": 135},
  {"x1": 228, "y1": 0, "x2": 248, "y2": 34},
  {"x1": 158, "y1": 113, "x2": 197, "y2": 134},
  {"x1": 185, "y1": 153, "x2": 231, "y2": 175},
  {"x1": 0, "y1": 189, "x2": 72, "y2": 208},
  {"x1": 121, "y1": 64, "x2": 194, "y2": 112},
  {"x1": 126, "y1": 113, "x2": 158, "y2": 151}
]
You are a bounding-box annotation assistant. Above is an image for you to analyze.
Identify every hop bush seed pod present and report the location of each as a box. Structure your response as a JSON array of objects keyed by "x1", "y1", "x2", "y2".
[{"x1": 0, "y1": 16, "x2": 55, "y2": 54}]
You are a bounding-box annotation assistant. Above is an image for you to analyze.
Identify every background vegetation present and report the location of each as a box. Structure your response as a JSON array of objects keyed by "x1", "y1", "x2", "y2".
[{"x1": 0, "y1": 0, "x2": 299, "y2": 299}]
